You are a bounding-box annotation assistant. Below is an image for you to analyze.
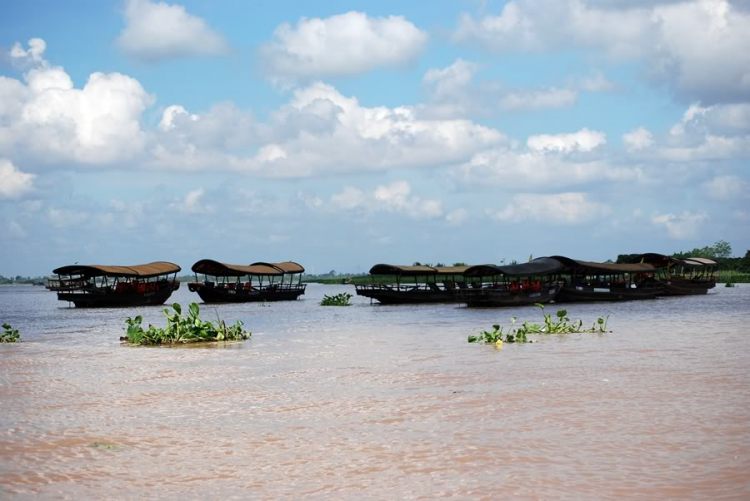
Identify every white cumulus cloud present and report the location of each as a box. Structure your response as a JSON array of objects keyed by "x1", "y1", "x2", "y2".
[
  {"x1": 652, "y1": 211, "x2": 709, "y2": 239},
  {"x1": 446, "y1": 208, "x2": 469, "y2": 226},
  {"x1": 3, "y1": 39, "x2": 154, "y2": 165},
  {"x1": 702, "y1": 175, "x2": 749, "y2": 201},
  {"x1": 260, "y1": 11, "x2": 428, "y2": 82},
  {"x1": 499, "y1": 87, "x2": 577, "y2": 111},
  {"x1": 156, "y1": 82, "x2": 504, "y2": 176},
  {"x1": 169, "y1": 188, "x2": 214, "y2": 214},
  {"x1": 453, "y1": 148, "x2": 645, "y2": 189},
  {"x1": 527, "y1": 128, "x2": 606, "y2": 153},
  {"x1": 454, "y1": 0, "x2": 750, "y2": 104},
  {"x1": 487, "y1": 192, "x2": 610, "y2": 225},
  {"x1": 0, "y1": 159, "x2": 35, "y2": 199},
  {"x1": 329, "y1": 181, "x2": 443, "y2": 219},
  {"x1": 117, "y1": 0, "x2": 228, "y2": 62},
  {"x1": 623, "y1": 126, "x2": 654, "y2": 151},
  {"x1": 421, "y1": 59, "x2": 578, "y2": 117}
]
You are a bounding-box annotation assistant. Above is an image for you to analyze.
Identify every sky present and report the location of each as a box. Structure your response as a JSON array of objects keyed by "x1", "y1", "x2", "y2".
[{"x1": 1, "y1": 0, "x2": 749, "y2": 276}]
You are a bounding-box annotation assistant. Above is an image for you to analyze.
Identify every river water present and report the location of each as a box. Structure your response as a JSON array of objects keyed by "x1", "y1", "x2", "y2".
[{"x1": 1, "y1": 284, "x2": 749, "y2": 499}]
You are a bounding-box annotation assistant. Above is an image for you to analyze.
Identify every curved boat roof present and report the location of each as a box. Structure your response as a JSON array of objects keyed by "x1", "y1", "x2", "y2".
[
  {"x1": 251, "y1": 261, "x2": 305, "y2": 274},
  {"x1": 626, "y1": 253, "x2": 717, "y2": 268},
  {"x1": 53, "y1": 261, "x2": 181, "y2": 278},
  {"x1": 682, "y1": 257, "x2": 717, "y2": 266},
  {"x1": 464, "y1": 257, "x2": 565, "y2": 277},
  {"x1": 368, "y1": 264, "x2": 469, "y2": 276},
  {"x1": 549, "y1": 256, "x2": 655, "y2": 274},
  {"x1": 192, "y1": 260, "x2": 282, "y2": 277},
  {"x1": 434, "y1": 266, "x2": 470, "y2": 275}
]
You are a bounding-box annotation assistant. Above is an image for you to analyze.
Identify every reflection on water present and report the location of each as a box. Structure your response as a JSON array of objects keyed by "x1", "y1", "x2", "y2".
[{"x1": 1, "y1": 284, "x2": 749, "y2": 499}]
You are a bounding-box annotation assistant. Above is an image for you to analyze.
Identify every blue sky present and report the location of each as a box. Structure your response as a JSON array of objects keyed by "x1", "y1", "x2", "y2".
[{"x1": 1, "y1": 0, "x2": 749, "y2": 276}]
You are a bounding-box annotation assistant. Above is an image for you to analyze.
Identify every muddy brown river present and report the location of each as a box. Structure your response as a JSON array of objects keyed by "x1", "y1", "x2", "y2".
[{"x1": 1, "y1": 284, "x2": 749, "y2": 499}]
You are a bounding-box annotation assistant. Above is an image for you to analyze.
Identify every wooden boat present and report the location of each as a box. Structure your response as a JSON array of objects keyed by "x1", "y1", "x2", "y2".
[
  {"x1": 549, "y1": 256, "x2": 661, "y2": 302},
  {"x1": 455, "y1": 258, "x2": 564, "y2": 307},
  {"x1": 188, "y1": 260, "x2": 306, "y2": 303},
  {"x1": 625, "y1": 253, "x2": 717, "y2": 295},
  {"x1": 46, "y1": 262, "x2": 180, "y2": 308},
  {"x1": 355, "y1": 264, "x2": 469, "y2": 304}
]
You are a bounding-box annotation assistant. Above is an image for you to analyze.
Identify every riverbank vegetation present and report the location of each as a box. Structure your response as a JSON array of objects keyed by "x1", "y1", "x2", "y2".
[
  {"x1": 1, "y1": 323, "x2": 20, "y2": 343},
  {"x1": 124, "y1": 302, "x2": 250, "y2": 346},
  {"x1": 320, "y1": 292, "x2": 353, "y2": 306},
  {"x1": 468, "y1": 305, "x2": 609, "y2": 345},
  {"x1": 0, "y1": 275, "x2": 47, "y2": 286}
]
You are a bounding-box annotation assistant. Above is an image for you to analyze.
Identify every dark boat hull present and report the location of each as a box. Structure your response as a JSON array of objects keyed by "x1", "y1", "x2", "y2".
[
  {"x1": 189, "y1": 284, "x2": 306, "y2": 303},
  {"x1": 355, "y1": 286, "x2": 454, "y2": 304},
  {"x1": 455, "y1": 285, "x2": 560, "y2": 307},
  {"x1": 57, "y1": 283, "x2": 179, "y2": 308},
  {"x1": 658, "y1": 279, "x2": 715, "y2": 296},
  {"x1": 556, "y1": 285, "x2": 660, "y2": 302}
]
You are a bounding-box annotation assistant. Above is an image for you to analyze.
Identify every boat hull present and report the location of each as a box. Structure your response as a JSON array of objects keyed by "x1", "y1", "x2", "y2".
[
  {"x1": 189, "y1": 283, "x2": 306, "y2": 303},
  {"x1": 355, "y1": 286, "x2": 454, "y2": 304},
  {"x1": 556, "y1": 285, "x2": 660, "y2": 302},
  {"x1": 56, "y1": 282, "x2": 179, "y2": 308},
  {"x1": 658, "y1": 279, "x2": 715, "y2": 296},
  {"x1": 455, "y1": 285, "x2": 560, "y2": 307}
]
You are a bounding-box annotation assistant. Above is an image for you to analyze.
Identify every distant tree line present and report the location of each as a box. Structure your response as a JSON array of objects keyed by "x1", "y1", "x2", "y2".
[
  {"x1": 0, "y1": 275, "x2": 47, "y2": 285},
  {"x1": 616, "y1": 240, "x2": 750, "y2": 272}
]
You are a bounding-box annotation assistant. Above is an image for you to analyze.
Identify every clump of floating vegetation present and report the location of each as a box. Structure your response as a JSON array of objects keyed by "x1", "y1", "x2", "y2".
[
  {"x1": 124, "y1": 302, "x2": 250, "y2": 346},
  {"x1": 320, "y1": 292, "x2": 353, "y2": 306},
  {"x1": 725, "y1": 282, "x2": 735, "y2": 288},
  {"x1": 1, "y1": 323, "x2": 20, "y2": 343},
  {"x1": 468, "y1": 304, "x2": 609, "y2": 345}
]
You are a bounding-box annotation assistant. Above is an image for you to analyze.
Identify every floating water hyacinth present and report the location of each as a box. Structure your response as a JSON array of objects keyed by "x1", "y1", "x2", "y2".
[
  {"x1": 1, "y1": 323, "x2": 20, "y2": 343},
  {"x1": 124, "y1": 302, "x2": 250, "y2": 346},
  {"x1": 320, "y1": 292, "x2": 353, "y2": 306},
  {"x1": 468, "y1": 304, "x2": 609, "y2": 344}
]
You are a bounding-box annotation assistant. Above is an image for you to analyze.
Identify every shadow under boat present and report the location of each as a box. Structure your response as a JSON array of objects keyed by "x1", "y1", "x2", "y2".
[
  {"x1": 188, "y1": 260, "x2": 306, "y2": 303},
  {"x1": 46, "y1": 262, "x2": 181, "y2": 308}
]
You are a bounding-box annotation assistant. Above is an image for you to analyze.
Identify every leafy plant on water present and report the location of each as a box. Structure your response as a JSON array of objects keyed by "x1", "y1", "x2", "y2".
[
  {"x1": 1, "y1": 323, "x2": 20, "y2": 343},
  {"x1": 320, "y1": 292, "x2": 353, "y2": 306},
  {"x1": 124, "y1": 302, "x2": 250, "y2": 346},
  {"x1": 468, "y1": 304, "x2": 609, "y2": 344}
]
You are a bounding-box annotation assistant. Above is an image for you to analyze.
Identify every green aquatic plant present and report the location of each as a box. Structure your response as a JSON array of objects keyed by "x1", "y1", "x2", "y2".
[
  {"x1": 124, "y1": 302, "x2": 250, "y2": 346},
  {"x1": 89, "y1": 442, "x2": 121, "y2": 450},
  {"x1": 320, "y1": 292, "x2": 353, "y2": 306},
  {"x1": 725, "y1": 282, "x2": 735, "y2": 288},
  {"x1": 468, "y1": 304, "x2": 609, "y2": 344},
  {"x1": 1, "y1": 323, "x2": 20, "y2": 343}
]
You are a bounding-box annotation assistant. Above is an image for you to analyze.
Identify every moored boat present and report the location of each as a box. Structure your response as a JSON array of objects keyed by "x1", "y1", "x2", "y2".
[
  {"x1": 625, "y1": 253, "x2": 717, "y2": 295},
  {"x1": 46, "y1": 262, "x2": 181, "y2": 308},
  {"x1": 188, "y1": 260, "x2": 306, "y2": 303},
  {"x1": 549, "y1": 256, "x2": 661, "y2": 302},
  {"x1": 355, "y1": 264, "x2": 469, "y2": 304},
  {"x1": 456, "y1": 258, "x2": 564, "y2": 307}
]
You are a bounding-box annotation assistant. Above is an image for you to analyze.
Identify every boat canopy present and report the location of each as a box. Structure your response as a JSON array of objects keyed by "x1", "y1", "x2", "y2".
[
  {"x1": 682, "y1": 257, "x2": 717, "y2": 266},
  {"x1": 626, "y1": 253, "x2": 717, "y2": 268},
  {"x1": 434, "y1": 266, "x2": 470, "y2": 275},
  {"x1": 192, "y1": 260, "x2": 282, "y2": 277},
  {"x1": 53, "y1": 262, "x2": 181, "y2": 278},
  {"x1": 251, "y1": 261, "x2": 305, "y2": 274},
  {"x1": 368, "y1": 264, "x2": 468, "y2": 276},
  {"x1": 549, "y1": 256, "x2": 655, "y2": 274},
  {"x1": 627, "y1": 253, "x2": 676, "y2": 267},
  {"x1": 464, "y1": 257, "x2": 565, "y2": 277}
]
